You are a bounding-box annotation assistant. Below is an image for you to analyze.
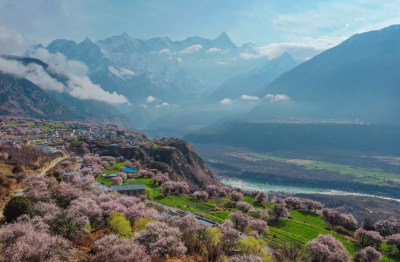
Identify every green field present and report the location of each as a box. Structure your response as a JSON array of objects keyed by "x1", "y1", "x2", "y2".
[
  {"x1": 95, "y1": 174, "x2": 400, "y2": 259},
  {"x1": 228, "y1": 152, "x2": 400, "y2": 186},
  {"x1": 268, "y1": 210, "x2": 359, "y2": 255}
]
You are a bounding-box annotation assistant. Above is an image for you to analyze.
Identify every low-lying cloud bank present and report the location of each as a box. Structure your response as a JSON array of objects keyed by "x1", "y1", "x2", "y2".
[
  {"x1": 241, "y1": 94, "x2": 259, "y2": 101},
  {"x1": 240, "y1": 37, "x2": 345, "y2": 62},
  {"x1": 220, "y1": 98, "x2": 233, "y2": 105},
  {"x1": 0, "y1": 49, "x2": 129, "y2": 104},
  {"x1": 265, "y1": 93, "x2": 290, "y2": 102},
  {"x1": 0, "y1": 24, "x2": 128, "y2": 105},
  {"x1": 220, "y1": 93, "x2": 290, "y2": 105}
]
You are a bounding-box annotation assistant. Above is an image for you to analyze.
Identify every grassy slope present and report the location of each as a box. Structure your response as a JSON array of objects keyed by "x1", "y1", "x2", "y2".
[
  {"x1": 268, "y1": 210, "x2": 358, "y2": 255},
  {"x1": 96, "y1": 172, "x2": 400, "y2": 260}
]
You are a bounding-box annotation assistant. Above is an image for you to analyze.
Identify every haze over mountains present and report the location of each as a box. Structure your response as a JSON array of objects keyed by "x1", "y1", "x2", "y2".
[
  {"x1": 2, "y1": 25, "x2": 400, "y2": 135},
  {"x1": 32, "y1": 32, "x2": 298, "y2": 132},
  {"x1": 246, "y1": 24, "x2": 400, "y2": 124}
]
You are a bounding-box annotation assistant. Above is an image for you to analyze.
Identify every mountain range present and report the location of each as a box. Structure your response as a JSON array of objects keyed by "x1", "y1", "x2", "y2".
[
  {"x1": 38, "y1": 32, "x2": 296, "y2": 130},
  {"x1": 249, "y1": 24, "x2": 400, "y2": 124},
  {"x1": 3, "y1": 25, "x2": 400, "y2": 134}
]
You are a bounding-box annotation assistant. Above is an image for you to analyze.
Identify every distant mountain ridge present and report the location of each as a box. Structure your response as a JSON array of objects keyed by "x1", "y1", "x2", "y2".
[
  {"x1": 41, "y1": 32, "x2": 296, "y2": 129},
  {"x1": 211, "y1": 53, "x2": 298, "y2": 101},
  {"x1": 251, "y1": 24, "x2": 400, "y2": 124}
]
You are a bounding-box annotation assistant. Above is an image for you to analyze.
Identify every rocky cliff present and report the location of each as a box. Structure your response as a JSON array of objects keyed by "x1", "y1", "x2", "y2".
[{"x1": 87, "y1": 138, "x2": 220, "y2": 188}]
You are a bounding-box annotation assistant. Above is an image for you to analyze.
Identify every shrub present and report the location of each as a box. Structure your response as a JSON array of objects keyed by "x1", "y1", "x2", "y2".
[
  {"x1": 14, "y1": 172, "x2": 26, "y2": 183},
  {"x1": 237, "y1": 236, "x2": 271, "y2": 261},
  {"x1": 269, "y1": 203, "x2": 289, "y2": 222},
  {"x1": 386, "y1": 234, "x2": 400, "y2": 251},
  {"x1": 231, "y1": 191, "x2": 243, "y2": 202},
  {"x1": 355, "y1": 228, "x2": 383, "y2": 248},
  {"x1": 253, "y1": 191, "x2": 268, "y2": 206},
  {"x1": 302, "y1": 199, "x2": 323, "y2": 212},
  {"x1": 374, "y1": 220, "x2": 400, "y2": 237},
  {"x1": 335, "y1": 225, "x2": 352, "y2": 236},
  {"x1": 236, "y1": 201, "x2": 253, "y2": 212},
  {"x1": 273, "y1": 240, "x2": 306, "y2": 262},
  {"x1": 250, "y1": 209, "x2": 268, "y2": 220},
  {"x1": 3, "y1": 196, "x2": 35, "y2": 222},
  {"x1": 145, "y1": 187, "x2": 153, "y2": 199},
  {"x1": 306, "y1": 234, "x2": 350, "y2": 262},
  {"x1": 284, "y1": 197, "x2": 303, "y2": 210},
  {"x1": 111, "y1": 177, "x2": 122, "y2": 185},
  {"x1": 362, "y1": 218, "x2": 375, "y2": 231},
  {"x1": 249, "y1": 219, "x2": 269, "y2": 235},
  {"x1": 193, "y1": 191, "x2": 208, "y2": 201},
  {"x1": 323, "y1": 209, "x2": 358, "y2": 230},
  {"x1": 12, "y1": 164, "x2": 23, "y2": 174},
  {"x1": 91, "y1": 235, "x2": 150, "y2": 262},
  {"x1": 135, "y1": 221, "x2": 187, "y2": 257},
  {"x1": 0, "y1": 216, "x2": 75, "y2": 261},
  {"x1": 134, "y1": 217, "x2": 153, "y2": 232},
  {"x1": 108, "y1": 211, "x2": 133, "y2": 238},
  {"x1": 353, "y1": 247, "x2": 382, "y2": 262}
]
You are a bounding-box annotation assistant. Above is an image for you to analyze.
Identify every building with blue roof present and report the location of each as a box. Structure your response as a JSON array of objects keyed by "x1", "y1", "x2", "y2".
[{"x1": 121, "y1": 168, "x2": 139, "y2": 173}]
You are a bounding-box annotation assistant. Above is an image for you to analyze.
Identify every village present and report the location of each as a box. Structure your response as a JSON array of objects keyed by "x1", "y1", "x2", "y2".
[{"x1": 0, "y1": 116, "x2": 147, "y2": 152}]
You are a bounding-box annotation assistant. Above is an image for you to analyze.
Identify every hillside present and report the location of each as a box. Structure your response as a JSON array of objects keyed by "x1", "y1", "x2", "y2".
[
  {"x1": 0, "y1": 56, "x2": 134, "y2": 128},
  {"x1": 1, "y1": 117, "x2": 400, "y2": 261},
  {"x1": 0, "y1": 72, "x2": 79, "y2": 121},
  {"x1": 84, "y1": 138, "x2": 219, "y2": 188},
  {"x1": 251, "y1": 24, "x2": 400, "y2": 124},
  {"x1": 210, "y1": 53, "x2": 297, "y2": 101}
]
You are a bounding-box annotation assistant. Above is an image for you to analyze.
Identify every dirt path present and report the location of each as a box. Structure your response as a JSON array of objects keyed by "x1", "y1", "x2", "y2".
[
  {"x1": 0, "y1": 154, "x2": 69, "y2": 219},
  {"x1": 39, "y1": 154, "x2": 69, "y2": 177}
]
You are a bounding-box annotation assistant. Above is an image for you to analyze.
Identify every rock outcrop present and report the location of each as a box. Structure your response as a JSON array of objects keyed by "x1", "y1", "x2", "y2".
[{"x1": 88, "y1": 138, "x2": 220, "y2": 188}]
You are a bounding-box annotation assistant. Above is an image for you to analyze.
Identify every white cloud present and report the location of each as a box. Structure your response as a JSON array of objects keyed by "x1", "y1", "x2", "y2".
[
  {"x1": 0, "y1": 48, "x2": 129, "y2": 104},
  {"x1": 119, "y1": 67, "x2": 135, "y2": 77},
  {"x1": 265, "y1": 93, "x2": 290, "y2": 102},
  {"x1": 216, "y1": 61, "x2": 229, "y2": 65},
  {"x1": 241, "y1": 95, "x2": 260, "y2": 101},
  {"x1": 0, "y1": 24, "x2": 28, "y2": 55},
  {"x1": 159, "y1": 48, "x2": 171, "y2": 54},
  {"x1": 0, "y1": 57, "x2": 65, "y2": 92},
  {"x1": 220, "y1": 98, "x2": 233, "y2": 105},
  {"x1": 108, "y1": 66, "x2": 135, "y2": 79},
  {"x1": 179, "y1": 44, "x2": 203, "y2": 55},
  {"x1": 146, "y1": 96, "x2": 157, "y2": 103},
  {"x1": 30, "y1": 48, "x2": 129, "y2": 104},
  {"x1": 239, "y1": 52, "x2": 261, "y2": 61},
  {"x1": 206, "y1": 47, "x2": 222, "y2": 53},
  {"x1": 239, "y1": 36, "x2": 345, "y2": 62},
  {"x1": 255, "y1": 37, "x2": 345, "y2": 61},
  {"x1": 161, "y1": 102, "x2": 170, "y2": 106},
  {"x1": 177, "y1": 57, "x2": 182, "y2": 62}
]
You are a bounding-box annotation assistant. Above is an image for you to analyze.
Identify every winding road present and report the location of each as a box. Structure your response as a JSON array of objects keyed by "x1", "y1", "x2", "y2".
[{"x1": 0, "y1": 154, "x2": 69, "y2": 219}]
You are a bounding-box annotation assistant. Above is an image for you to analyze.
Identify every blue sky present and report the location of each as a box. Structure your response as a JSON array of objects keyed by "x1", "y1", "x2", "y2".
[{"x1": 1, "y1": 0, "x2": 400, "y2": 48}]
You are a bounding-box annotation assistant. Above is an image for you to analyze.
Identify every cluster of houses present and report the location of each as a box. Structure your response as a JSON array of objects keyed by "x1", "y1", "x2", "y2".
[
  {"x1": 0, "y1": 117, "x2": 147, "y2": 152},
  {"x1": 95, "y1": 166, "x2": 146, "y2": 197},
  {"x1": 0, "y1": 117, "x2": 153, "y2": 197}
]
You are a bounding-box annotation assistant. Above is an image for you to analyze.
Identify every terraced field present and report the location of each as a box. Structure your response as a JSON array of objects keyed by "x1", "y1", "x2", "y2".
[
  {"x1": 267, "y1": 210, "x2": 359, "y2": 255},
  {"x1": 96, "y1": 174, "x2": 400, "y2": 260}
]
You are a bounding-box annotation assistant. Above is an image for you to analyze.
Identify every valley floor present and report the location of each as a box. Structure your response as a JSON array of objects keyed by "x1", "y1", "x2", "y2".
[{"x1": 192, "y1": 143, "x2": 400, "y2": 222}]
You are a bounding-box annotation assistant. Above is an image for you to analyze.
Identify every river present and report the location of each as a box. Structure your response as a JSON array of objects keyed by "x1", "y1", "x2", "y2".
[{"x1": 219, "y1": 176, "x2": 400, "y2": 203}]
